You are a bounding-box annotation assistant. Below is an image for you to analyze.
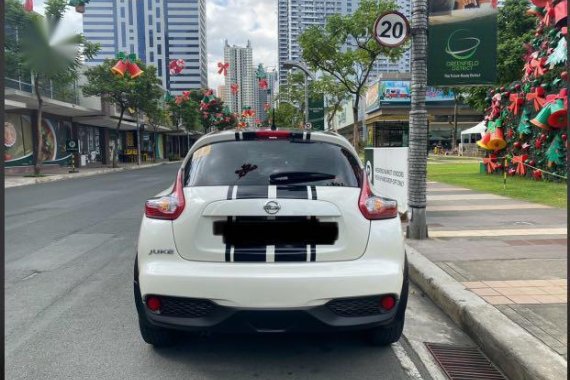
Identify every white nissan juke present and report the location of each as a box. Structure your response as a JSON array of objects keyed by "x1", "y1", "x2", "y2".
[{"x1": 134, "y1": 128, "x2": 408, "y2": 347}]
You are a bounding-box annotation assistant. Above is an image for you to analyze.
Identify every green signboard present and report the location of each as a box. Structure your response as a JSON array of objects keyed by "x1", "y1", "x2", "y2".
[
  {"x1": 427, "y1": 3, "x2": 498, "y2": 86},
  {"x1": 308, "y1": 93, "x2": 325, "y2": 131}
]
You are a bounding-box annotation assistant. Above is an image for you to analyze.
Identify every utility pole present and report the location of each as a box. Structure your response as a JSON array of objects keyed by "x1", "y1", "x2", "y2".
[
  {"x1": 407, "y1": 0, "x2": 429, "y2": 239},
  {"x1": 304, "y1": 74, "x2": 309, "y2": 124}
]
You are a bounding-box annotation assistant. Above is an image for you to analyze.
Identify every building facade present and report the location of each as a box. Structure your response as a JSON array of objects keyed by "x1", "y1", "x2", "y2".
[
  {"x1": 277, "y1": 0, "x2": 411, "y2": 86},
  {"x1": 83, "y1": 0, "x2": 208, "y2": 95},
  {"x1": 223, "y1": 40, "x2": 255, "y2": 118}
]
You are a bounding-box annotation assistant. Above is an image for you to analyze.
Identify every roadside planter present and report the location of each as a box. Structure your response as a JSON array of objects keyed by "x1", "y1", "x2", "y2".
[{"x1": 364, "y1": 147, "x2": 409, "y2": 214}]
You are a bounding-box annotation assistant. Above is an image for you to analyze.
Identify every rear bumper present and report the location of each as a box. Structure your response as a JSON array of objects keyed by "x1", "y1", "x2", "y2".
[{"x1": 136, "y1": 290, "x2": 400, "y2": 333}]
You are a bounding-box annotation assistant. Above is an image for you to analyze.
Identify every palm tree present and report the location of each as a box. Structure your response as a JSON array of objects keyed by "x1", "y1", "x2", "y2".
[
  {"x1": 407, "y1": 0, "x2": 429, "y2": 239},
  {"x1": 19, "y1": 0, "x2": 99, "y2": 175}
]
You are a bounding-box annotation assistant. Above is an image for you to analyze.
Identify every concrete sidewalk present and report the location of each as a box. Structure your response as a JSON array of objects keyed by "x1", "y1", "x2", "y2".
[
  {"x1": 5, "y1": 160, "x2": 181, "y2": 189},
  {"x1": 406, "y1": 181, "x2": 567, "y2": 379}
]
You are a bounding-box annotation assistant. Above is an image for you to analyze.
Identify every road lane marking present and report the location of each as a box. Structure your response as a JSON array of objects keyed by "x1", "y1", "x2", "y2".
[
  {"x1": 392, "y1": 341, "x2": 424, "y2": 380},
  {"x1": 428, "y1": 204, "x2": 551, "y2": 211},
  {"x1": 429, "y1": 228, "x2": 567, "y2": 238}
]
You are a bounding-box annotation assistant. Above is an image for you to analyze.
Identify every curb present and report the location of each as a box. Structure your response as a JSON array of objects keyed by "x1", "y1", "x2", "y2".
[
  {"x1": 5, "y1": 161, "x2": 181, "y2": 189},
  {"x1": 406, "y1": 244, "x2": 567, "y2": 380}
]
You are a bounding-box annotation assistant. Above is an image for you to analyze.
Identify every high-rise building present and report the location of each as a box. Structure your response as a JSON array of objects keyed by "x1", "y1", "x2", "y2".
[
  {"x1": 83, "y1": 0, "x2": 208, "y2": 95},
  {"x1": 217, "y1": 85, "x2": 226, "y2": 102},
  {"x1": 223, "y1": 40, "x2": 255, "y2": 117},
  {"x1": 277, "y1": 0, "x2": 411, "y2": 85}
]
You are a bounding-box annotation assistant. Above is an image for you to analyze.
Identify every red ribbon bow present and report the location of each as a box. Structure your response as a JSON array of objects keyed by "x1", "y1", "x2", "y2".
[
  {"x1": 546, "y1": 88, "x2": 568, "y2": 108},
  {"x1": 512, "y1": 154, "x2": 529, "y2": 176},
  {"x1": 482, "y1": 155, "x2": 498, "y2": 174},
  {"x1": 508, "y1": 93, "x2": 525, "y2": 115},
  {"x1": 541, "y1": 0, "x2": 554, "y2": 26},
  {"x1": 526, "y1": 87, "x2": 547, "y2": 111},
  {"x1": 530, "y1": 56, "x2": 547, "y2": 78},
  {"x1": 217, "y1": 62, "x2": 229, "y2": 76},
  {"x1": 230, "y1": 83, "x2": 239, "y2": 94}
]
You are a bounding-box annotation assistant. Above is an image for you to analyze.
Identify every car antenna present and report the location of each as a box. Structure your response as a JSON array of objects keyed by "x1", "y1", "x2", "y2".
[{"x1": 271, "y1": 107, "x2": 276, "y2": 130}]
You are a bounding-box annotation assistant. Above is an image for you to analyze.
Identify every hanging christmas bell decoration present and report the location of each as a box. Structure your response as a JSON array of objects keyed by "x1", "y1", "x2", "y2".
[
  {"x1": 111, "y1": 52, "x2": 143, "y2": 79},
  {"x1": 554, "y1": 0, "x2": 567, "y2": 28},
  {"x1": 488, "y1": 128, "x2": 507, "y2": 150},
  {"x1": 477, "y1": 132, "x2": 492, "y2": 150},
  {"x1": 547, "y1": 99, "x2": 568, "y2": 128},
  {"x1": 530, "y1": 103, "x2": 552, "y2": 129}
]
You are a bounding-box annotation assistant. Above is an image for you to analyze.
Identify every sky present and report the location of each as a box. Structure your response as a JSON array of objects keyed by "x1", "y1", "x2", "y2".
[{"x1": 30, "y1": 0, "x2": 278, "y2": 91}]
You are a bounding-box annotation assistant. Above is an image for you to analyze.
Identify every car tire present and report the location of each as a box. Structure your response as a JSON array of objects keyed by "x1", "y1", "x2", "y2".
[
  {"x1": 134, "y1": 256, "x2": 177, "y2": 347},
  {"x1": 138, "y1": 317, "x2": 177, "y2": 347},
  {"x1": 366, "y1": 256, "x2": 409, "y2": 346}
]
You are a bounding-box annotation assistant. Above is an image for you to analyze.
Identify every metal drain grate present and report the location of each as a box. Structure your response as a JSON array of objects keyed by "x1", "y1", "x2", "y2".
[{"x1": 425, "y1": 343, "x2": 507, "y2": 380}]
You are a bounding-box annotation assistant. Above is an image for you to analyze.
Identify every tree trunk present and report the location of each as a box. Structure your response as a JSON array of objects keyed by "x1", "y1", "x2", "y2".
[
  {"x1": 152, "y1": 128, "x2": 157, "y2": 163},
  {"x1": 113, "y1": 108, "x2": 125, "y2": 168},
  {"x1": 33, "y1": 76, "x2": 44, "y2": 176},
  {"x1": 352, "y1": 101, "x2": 360, "y2": 152},
  {"x1": 407, "y1": 0, "x2": 429, "y2": 240}
]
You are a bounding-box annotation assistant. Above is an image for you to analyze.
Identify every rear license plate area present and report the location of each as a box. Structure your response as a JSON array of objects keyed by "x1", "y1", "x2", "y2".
[{"x1": 213, "y1": 217, "x2": 338, "y2": 245}]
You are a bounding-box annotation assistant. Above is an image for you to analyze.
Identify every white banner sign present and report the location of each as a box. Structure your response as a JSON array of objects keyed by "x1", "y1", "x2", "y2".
[{"x1": 364, "y1": 147, "x2": 408, "y2": 213}]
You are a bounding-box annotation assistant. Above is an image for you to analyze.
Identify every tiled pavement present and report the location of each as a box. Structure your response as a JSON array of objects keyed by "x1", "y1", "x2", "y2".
[{"x1": 407, "y1": 181, "x2": 567, "y2": 359}]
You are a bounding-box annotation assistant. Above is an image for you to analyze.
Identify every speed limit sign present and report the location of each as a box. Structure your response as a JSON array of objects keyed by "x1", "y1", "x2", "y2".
[{"x1": 373, "y1": 11, "x2": 410, "y2": 48}]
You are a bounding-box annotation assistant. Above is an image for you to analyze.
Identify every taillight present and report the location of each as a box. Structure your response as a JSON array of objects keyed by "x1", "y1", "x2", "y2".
[
  {"x1": 358, "y1": 172, "x2": 398, "y2": 220},
  {"x1": 145, "y1": 170, "x2": 186, "y2": 220},
  {"x1": 146, "y1": 296, "x2": 161, "y2": 312},
  {"x1": 254, "y1": 130, "x2": 290, "y2": 139}
]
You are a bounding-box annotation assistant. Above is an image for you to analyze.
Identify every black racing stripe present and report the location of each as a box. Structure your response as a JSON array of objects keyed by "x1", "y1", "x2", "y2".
[
  {"x1": 227, "y1": 185, "x2": 234, "y2": 200},
  {"x1": 233, "y1": 246, "x2": 267, "y2": 262},
  {"x1": 306, "y1": 132, "x2": 311, "y2": 141},
  {"x1": 242, "y1": 131, "x2": 256, "y2": 140},
  {"x1": 275, "y1": 244, "x2": 307, "y2": 262},
  {"x1": 311, "y1": 185, "x2": 317, "y2": 200},
  {"x1": 235, "y1": 132, "x2": 240, "y2": 140},
  {"x1": 236, "y1": 186, "x2": 269, "y2": 199},
  {"x1": 310, "y1": 244, "x2": 316, "y2": 262},
  {"x1": 290, "y1": 132, "x2": 304, "y2": 140},
  {"x1": 276, "y1": 185, "x2": 308, "y2": 199},
  {"x1": 225, "y1": 244, "x2": 231, "y2": 262}
]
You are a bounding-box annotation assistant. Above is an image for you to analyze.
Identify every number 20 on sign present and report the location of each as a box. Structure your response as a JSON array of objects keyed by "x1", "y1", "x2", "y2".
[{"x1": 373, "y1": 11, "x2": 410, "y2": 48}]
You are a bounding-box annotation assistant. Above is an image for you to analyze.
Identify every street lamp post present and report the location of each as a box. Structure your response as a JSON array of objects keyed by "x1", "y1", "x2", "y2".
[{"x1": 282, "y1": 61, "x2": 315, "y2": 125}]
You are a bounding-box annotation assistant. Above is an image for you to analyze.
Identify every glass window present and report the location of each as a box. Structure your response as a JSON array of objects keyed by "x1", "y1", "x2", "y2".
[
  {"x1": 186, "y1": 140, "x2": 361, "y2": 187},
  {"x1": 149, "y1": 30, "x2": 154, "y2": 47},
  {"x1": 120, "y1": 7, "x2": 125, "y2": 18},
  {"x1": 157, "y1": 44, "x2": 162, "y2": 54},
  {"x1": 156, "y1": 22, "x2": 161, "y2": 33}
]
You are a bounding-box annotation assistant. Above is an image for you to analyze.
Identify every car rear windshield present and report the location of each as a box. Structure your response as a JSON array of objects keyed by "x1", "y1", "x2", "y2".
[{"x1": 185, "y1": 140, "x2": 361, "y2": 187}]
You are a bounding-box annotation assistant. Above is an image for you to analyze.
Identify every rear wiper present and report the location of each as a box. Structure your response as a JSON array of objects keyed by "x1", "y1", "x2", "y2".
[{"x1": 269, "y1": 171, "x2": 336, "y2": 184}]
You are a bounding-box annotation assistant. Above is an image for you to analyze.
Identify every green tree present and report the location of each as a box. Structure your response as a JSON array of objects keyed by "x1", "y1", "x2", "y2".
[
  {"x1": 14, "y1": 0, "x2": 100, "y2": 175},
  {"x1": 312, "y1": 75, "x2": 351, "y2": 131},
  {"x1": 82, "y1": 60, "x2": 163, "y2": 167},
  {"x1": 273, "y1": 102, "x2": 304, "y2": 129},
  {"x1": 143, "y1": 100, "x2": 171, "y2": 162},
  {"x1": 299, "y1": 0, "x2": 404, "y2": 150}
]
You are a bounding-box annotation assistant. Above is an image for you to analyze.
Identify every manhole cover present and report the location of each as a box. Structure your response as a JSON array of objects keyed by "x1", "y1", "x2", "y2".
[{"x1": 425, "y1": 343, "x2": 507, "y2": 380}]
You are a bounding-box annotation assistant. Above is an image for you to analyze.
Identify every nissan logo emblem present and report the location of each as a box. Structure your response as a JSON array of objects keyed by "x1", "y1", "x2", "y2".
[{"x1": 263, "y1": 201, "x2": 281, "y2": 215}]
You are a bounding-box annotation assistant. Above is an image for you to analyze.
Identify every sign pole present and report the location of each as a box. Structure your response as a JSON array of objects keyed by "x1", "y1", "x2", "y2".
[{"x1": 406, "y1": 0, "x2": 429, "y2": 239}]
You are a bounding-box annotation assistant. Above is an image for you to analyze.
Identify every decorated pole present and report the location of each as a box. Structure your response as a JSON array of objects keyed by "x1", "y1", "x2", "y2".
[{"x1": 407, "y1": 0, "x2": 429, "y2": 239}]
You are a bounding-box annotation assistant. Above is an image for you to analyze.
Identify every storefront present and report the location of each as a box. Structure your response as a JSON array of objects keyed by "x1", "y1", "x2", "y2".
[
  {"x1": 5, "y1": 111, "x2": 73, "y2": 169},
  {"x1": 76, "y1": 124, "x2": 104, "y2": 167}
]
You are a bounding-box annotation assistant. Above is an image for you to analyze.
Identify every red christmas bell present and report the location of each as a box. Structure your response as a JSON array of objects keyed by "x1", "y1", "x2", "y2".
[
  {"x1": 554, "y1": 0, "x2": 568, "y2": 28},
  {"x1": 24, "y1": 0, "x2": 33, "y2": 12},
  {"x1": 477, "y1": 133, "x2": 492, "y2": 150},
  {"x1": 488, "y1": 128, "x2": 507, "y2": 151},
  {"x1": 111, "y1": 60, "x2": 128, "y2": 76},
  {"x1": 547, "y1": 99, "x2": 567, "y2": 128},
  {"x1": 127, "y1": 62, "x2": 144, "y2": 79}
]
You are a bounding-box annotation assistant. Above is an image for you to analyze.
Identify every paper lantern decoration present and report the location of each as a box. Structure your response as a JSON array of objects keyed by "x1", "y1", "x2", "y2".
[
  {"x1": 217, "y1": 62, "x2": 229, "y2": 76},
  {"x1": 169, "y1": 59, "x2": 185, "y2": 75}
]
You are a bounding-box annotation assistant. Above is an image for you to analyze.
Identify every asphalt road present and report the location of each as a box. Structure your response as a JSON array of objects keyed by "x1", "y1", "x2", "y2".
[{"x1": 5, "y1": 164, "x2": 469, "y2": 380}]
